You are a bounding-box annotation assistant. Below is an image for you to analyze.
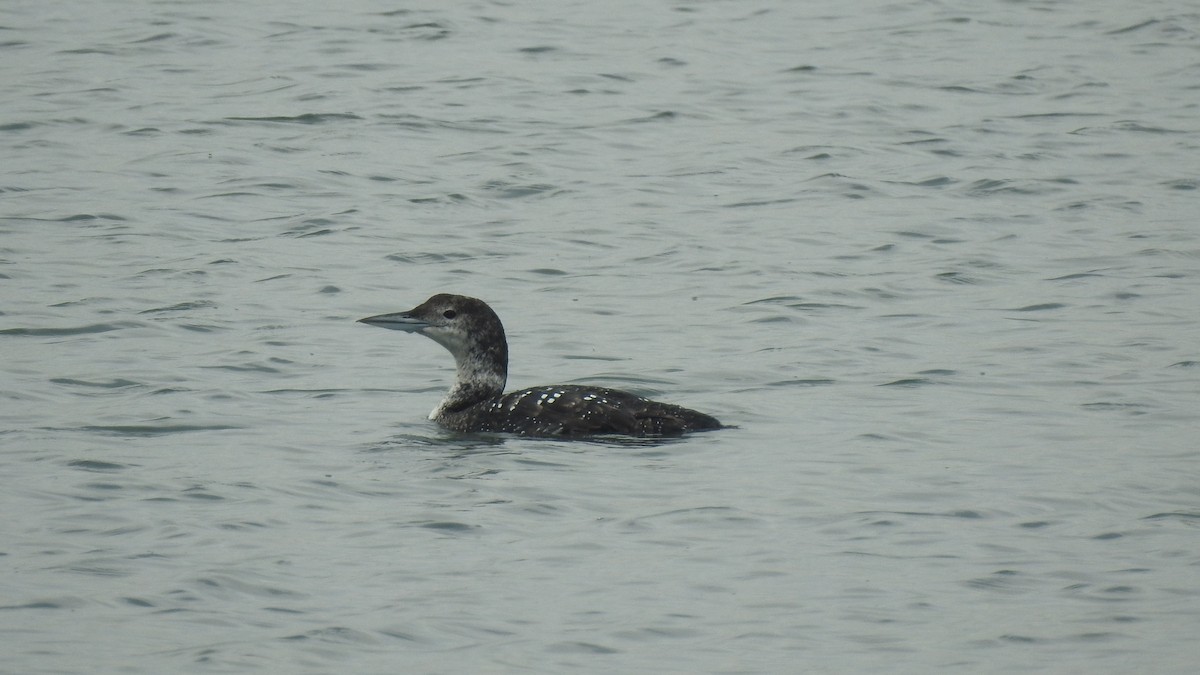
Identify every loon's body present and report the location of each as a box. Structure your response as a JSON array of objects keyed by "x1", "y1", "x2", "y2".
[{"x1": 359, "y1": 294, "x2": 722, "y2": 438}]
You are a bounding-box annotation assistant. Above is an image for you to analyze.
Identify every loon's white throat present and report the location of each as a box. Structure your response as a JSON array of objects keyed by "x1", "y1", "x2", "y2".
[{"x1": 359, "y1": 293, "x2": 723, "y2": 438}]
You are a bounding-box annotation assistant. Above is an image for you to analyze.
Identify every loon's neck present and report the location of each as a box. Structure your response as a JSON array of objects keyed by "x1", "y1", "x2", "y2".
[{"x1": 433, "y1": 343, "x2": 507, "y2": 417}]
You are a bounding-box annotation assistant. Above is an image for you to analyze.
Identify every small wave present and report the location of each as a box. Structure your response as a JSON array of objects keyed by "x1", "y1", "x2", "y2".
[
  {"x1": 77, "y1": 424, "x2": 241, "y2": 436},
  {"x1": 0, "y1": 322, "x2": 139, "y2": 337}
]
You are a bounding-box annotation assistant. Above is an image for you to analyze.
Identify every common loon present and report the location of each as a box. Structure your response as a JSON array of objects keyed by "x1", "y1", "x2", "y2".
[{"x1": 359, "y1": 293, "x2": 723, "y2": 438}]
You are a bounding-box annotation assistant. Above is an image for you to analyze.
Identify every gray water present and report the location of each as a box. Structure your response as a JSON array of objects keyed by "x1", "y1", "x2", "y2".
[{"x1": 3, "y1": 0, "x2": 1199, "y2": 672}]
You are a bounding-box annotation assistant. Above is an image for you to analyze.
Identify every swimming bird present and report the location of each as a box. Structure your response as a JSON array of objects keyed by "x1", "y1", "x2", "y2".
[{"x1": 359, "y1": 293, "x2": 723, "y2": 438}]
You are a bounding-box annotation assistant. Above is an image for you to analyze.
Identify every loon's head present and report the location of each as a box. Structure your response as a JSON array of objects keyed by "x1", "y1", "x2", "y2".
[{"x1": 359, "y1": 293, "x2": 509, "y2": 389}]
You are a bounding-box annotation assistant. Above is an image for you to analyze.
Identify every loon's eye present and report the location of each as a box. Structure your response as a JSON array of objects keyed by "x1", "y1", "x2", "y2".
[{"x1": 442, "y1": 309, "x2": 457, "y2": 319}]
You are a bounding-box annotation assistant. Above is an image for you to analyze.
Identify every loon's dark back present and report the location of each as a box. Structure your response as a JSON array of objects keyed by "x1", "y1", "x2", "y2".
[{"x1": 438, "y1": 384, "x2": 722, "y2": 437}]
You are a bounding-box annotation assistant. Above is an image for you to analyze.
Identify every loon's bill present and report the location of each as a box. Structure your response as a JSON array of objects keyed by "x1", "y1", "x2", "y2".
[
  {"x1": 358, "y1": 293, "x2": 723, "y2": 438},
  {"x1": 358, "y1": 311, "x2": 429, "y2": 332}
]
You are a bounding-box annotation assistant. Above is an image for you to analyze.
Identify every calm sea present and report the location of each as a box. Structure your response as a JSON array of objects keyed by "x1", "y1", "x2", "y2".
[{"x1": 2, "y1": 0, "x2": 1198, "y2": 672}]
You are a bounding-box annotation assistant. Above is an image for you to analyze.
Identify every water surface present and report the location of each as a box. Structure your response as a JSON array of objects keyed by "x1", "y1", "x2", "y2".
[{"x1": 2, "y1": 1, "x2": 1198, "y2": 672}]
